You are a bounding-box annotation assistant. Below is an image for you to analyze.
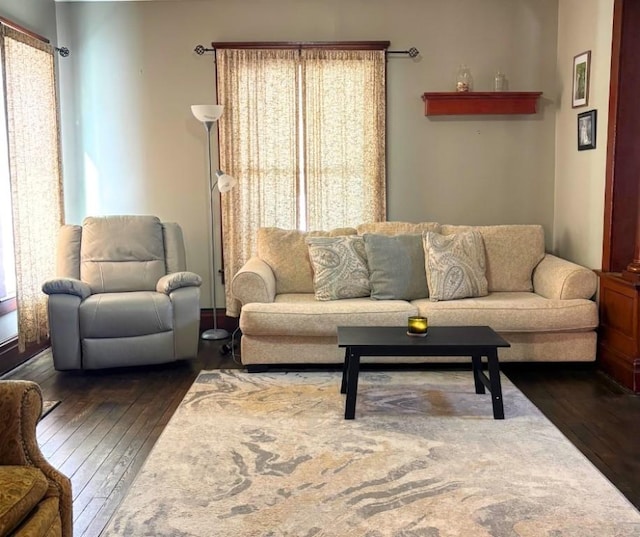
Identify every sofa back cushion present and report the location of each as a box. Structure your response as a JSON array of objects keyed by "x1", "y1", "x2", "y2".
[
  {"x1": 440, "y1": 224, "x2": 545, "y2": 292},
  {"x1": 257, "y1": 227, "x2": 357, "y2": 294},
  {"x1": 363, "y1": 233, "x2": 429, "y2": 300},
  {"x1": 357, "y1": 221, "x2": 440, "y2": 236},
  {"x1": 80, "y1": 215, "x2": 167, "y2": 293}
]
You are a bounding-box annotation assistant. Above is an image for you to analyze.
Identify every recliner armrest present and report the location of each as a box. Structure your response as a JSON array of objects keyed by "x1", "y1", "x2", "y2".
[
  {"x1": 156, "y1": 271, "x2": 202, "y2": 294},
  {"x1": 533, "y1": 254, "x2": 597, "y2": 300},
  {"x1": 231, "y1": 257, "x2": 276, "y2": 305},
  {"x1": 42, "y1": 277, "x2": 91, "y2": 299}
]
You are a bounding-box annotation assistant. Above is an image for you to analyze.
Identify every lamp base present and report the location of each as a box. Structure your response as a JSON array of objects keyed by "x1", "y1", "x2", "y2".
[{"x1": 201, "y1": 328, "x2": 231, "y2": 341}]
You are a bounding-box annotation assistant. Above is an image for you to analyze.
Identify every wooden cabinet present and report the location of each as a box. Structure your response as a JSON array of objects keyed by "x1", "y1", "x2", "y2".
[
  {"x1": 597, "y1": 272, "x2": 640, "y2": 392},
  {"x1": 421, "y1": 92, "x2": 542, "y2": 116}
]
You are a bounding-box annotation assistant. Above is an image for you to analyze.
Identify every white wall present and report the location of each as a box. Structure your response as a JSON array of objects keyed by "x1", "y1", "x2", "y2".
[
  {"x1": 0, "y1": 0, "x2": 57, "y2": 41},
  {"x1": 554, "y1": 0, "x2": 613, "y2": 269},
  {"x1": 55, "y1": 0, "x2": 560, "y2": 308}
]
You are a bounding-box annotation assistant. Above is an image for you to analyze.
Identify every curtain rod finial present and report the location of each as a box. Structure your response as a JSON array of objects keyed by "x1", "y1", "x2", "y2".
[{"x1": 194, "y1": 44, "x2": 216, "y2": 55}]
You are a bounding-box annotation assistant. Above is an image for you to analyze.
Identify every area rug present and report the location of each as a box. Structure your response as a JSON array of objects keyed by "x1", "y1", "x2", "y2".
[
  {"x1": 103, "y1": 370, "x2": 640, "y2": 536},
  {"x1": 40, "y1": 400, "x2": 60, "y2": 419}
]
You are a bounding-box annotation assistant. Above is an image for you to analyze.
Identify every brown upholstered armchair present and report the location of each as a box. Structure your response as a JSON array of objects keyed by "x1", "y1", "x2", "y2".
[{"x1": 0, "y1": 381, "x2": 72, "y2": 537}]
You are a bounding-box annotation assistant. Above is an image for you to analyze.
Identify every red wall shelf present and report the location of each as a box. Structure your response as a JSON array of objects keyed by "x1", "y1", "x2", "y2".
[{"x1": 421, "y1": 92, "x2": 543, "y2": 116}]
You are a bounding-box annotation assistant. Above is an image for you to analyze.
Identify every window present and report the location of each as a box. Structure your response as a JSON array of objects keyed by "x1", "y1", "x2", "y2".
[
  {"x1": 0, "y1": 59, "x2": 15, "y2": 306},
  {"x1": 0, "y1": 21, "x2": 63, "y2": 350},
  {"x1": 215, "y1": 43, "x2": 388, "y2": 315}
]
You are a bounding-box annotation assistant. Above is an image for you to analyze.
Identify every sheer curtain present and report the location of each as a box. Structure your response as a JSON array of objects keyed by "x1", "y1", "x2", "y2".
[
  {"x1": 216, "y1": 46, "x2": 386, "y2": 316},
  {"x1": 217, "y1": 49, "x2": 300, "y2": 316},
  {"x1": 0, "y1": 25, "x2": 64, "y2": 351},
  {"x1": 302, "y1": 49, "x2": 386, "y2": 230}
]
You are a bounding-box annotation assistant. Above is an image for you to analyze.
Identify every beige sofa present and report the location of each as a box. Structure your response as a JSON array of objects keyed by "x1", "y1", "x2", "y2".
[{"x1": 231, "y1": 222, "x2": 598, "y2": 369}]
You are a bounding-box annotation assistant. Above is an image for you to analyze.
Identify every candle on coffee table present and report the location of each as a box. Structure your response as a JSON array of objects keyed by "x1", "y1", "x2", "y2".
[{"x1": 407, "y1": 316, "x2": 428, "y2": 336}]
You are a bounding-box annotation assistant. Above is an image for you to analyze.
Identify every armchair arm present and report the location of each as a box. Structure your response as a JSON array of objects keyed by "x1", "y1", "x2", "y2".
[
  {"x1": 533, "y1": 254, "x2": 597, "y2": 300},
  {"x1": 42, "y1": 277, "x2": 91, "y2": 300},
  {"x1": 0, "y1": 381, "x2": 73, "y2": 537},
  {"x1": 231, "y1": 257, "x2": 277, "y2": 305},
  {"x1": 156, "y1": 271, "x2": 202, "y2": 294}
]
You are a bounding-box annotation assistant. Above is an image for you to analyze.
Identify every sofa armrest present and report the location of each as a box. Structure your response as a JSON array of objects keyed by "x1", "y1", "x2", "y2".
[
  {"x1": 0, "y1": 381, "x2": 73, "y2": 537},
  {"x1": 156, "y1": 271, "x2": 202, "y2": 294},
  {"x1": 231, "y1": 257, "x2": 276, "y2": 305},
  {"x1": 42, "y1": 277, "x2": 91, "y2": 299},
  {"x1": 533, "y1": 254, "x2": 597, "y2": 300}
]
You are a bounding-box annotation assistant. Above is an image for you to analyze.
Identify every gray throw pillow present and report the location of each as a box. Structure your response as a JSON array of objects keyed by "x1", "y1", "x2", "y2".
[
  {"x1": 306, "y1": 236, "x2": 370, "y2": 300},
  {"x1": 363, "y1": 233, "x2": 429, "y2": 300},
  {"x1": 423, "y1": 231, "x2": 488, "y2": 301}
]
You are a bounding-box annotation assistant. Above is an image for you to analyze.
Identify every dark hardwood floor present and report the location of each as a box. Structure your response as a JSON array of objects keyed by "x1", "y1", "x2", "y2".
[{"x1": 2, "y1": 343, "x2": 639, "y2": 536}]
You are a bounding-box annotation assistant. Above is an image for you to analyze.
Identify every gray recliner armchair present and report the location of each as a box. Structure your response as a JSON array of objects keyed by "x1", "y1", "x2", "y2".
[{"x1": 42, "y1": 215, "x2": 202, "y2": 370}]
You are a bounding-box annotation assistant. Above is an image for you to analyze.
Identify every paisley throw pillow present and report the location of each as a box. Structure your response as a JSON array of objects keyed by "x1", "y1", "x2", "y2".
[
  {"x1": 306, "y1": 236, "x2": 370, "y2": 300},
  {"x1": 423, "y1": 231, "x2": 488, "y2": 301}
]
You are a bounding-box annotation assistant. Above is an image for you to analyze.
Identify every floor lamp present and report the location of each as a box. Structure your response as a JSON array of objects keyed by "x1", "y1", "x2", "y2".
[{"x1": 191, "y1": 104, "x2": 237, "y2": 340}]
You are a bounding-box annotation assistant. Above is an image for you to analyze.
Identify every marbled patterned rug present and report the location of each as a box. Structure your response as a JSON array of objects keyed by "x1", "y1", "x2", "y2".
[{"x1": 103, "y1": 370, "x2": 640, "y2": 536}]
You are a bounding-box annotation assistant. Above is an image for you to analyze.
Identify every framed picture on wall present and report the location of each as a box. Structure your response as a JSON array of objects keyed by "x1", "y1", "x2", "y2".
[
  {"x1": 572, "y1": 50, "x2": 591, "y2": 108},
  {"x1": 578, "y1": 109, "x2": 597, "y2": 150}
]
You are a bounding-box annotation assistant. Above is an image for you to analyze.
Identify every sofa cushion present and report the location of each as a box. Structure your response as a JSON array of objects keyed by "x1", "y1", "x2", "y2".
[
  {"x1": 423, "y1": 231, "x2": 488, "y2": 301},
  {"x1": 240, "y1": 294, "x2": 417, "y2": 337},
  {"x1": 257, "y1": 227, "x2": 357, "y2": 294},
  {"x1": 306, "y1": 236, "x2": 370, "y2": 300},
  {"x1": 0, "y1": 466, "x2": 49, "y2": 536},
  {"x1": 363, "y1": 233, "x2": 429, "y2": 300},
  {"x1": 11, "y1": 496, "x2": 60, "y2": 537},
  {"x1": 357, "y1": 221, "x2": 440, "y2": 236},
  {"x1": 440, "y1": 224, "x2": 545, "y2": 292},
  {"x1": 412, "y1": 292, "x2": 598, "y2": 332}
]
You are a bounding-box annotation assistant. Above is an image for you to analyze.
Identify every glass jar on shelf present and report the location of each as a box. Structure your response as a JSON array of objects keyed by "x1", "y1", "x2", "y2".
[
  {"x1": 494, "y1": 70, "x2": 507, "y2": 92},
  {"x1": 456, "y1": 64, "x2": 473, "y2": 92}
]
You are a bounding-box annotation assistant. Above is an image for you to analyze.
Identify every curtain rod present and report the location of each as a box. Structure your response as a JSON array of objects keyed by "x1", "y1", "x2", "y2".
[
  {"x1": 194, "y1": 42, "x2": 419, "y2": 58},
  {"x1": 0, "y1": 17, "x2": 70, "y2": 57},
  {"x1": 0, "y1": 16, "x2": 48, "y2": 43},
  {"x1": 387, "y1": 47, "x2": 419, "y2": 58}
]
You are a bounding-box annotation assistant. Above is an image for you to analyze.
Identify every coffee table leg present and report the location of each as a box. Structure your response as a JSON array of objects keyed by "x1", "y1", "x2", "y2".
[
  {"x1": 344, "y1": 351, "x2": 360, "y2": 420},
  {"x1": 471, "y1": 354, "x2": 485, "y2": 394},
  {"x1": 340, "y1": 348, "x2": 349, "y2": 394},
  {"x1": 487, "y1": 349, "x2": 504, "y2": 419}
]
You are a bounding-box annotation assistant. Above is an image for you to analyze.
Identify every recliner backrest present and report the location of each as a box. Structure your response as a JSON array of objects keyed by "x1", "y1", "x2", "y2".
[
  {"x1": 80, "y1": 215, "x2": 167, "y2": 293},
  {"x1": 161, "y1": 222, "x2": 188, "y2": 274},
  {"x1": 55, "y1": 215, "x2": 189, "y2": 293}
]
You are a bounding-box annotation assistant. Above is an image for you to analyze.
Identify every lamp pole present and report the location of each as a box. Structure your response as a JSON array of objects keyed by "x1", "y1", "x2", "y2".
[
  {"x1": 191, "y1": 104, "x2": 231, "y2": 341},
  {"x1": 201, "y1": 120, "x2": 230, "y2": 340}
]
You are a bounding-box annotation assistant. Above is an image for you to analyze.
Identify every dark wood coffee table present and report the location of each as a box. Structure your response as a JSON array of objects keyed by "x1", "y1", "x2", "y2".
[{"x1": 338, "y1": 326, "x2": 511, "y2": 420}]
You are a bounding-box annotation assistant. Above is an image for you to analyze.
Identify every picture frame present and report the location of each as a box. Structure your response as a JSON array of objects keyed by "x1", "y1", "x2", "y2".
[
  {"x1": 577, "y1": 109, "x2": 597, "y2": 151},
  {"x1": 572, "y1": 50, "x2": 591, "y2": 108}
]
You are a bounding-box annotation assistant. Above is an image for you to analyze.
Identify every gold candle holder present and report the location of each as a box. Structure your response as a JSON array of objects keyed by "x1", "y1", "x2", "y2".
[{"x1": 407, "y1": 316, "x2": 428, "y2": 337}]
